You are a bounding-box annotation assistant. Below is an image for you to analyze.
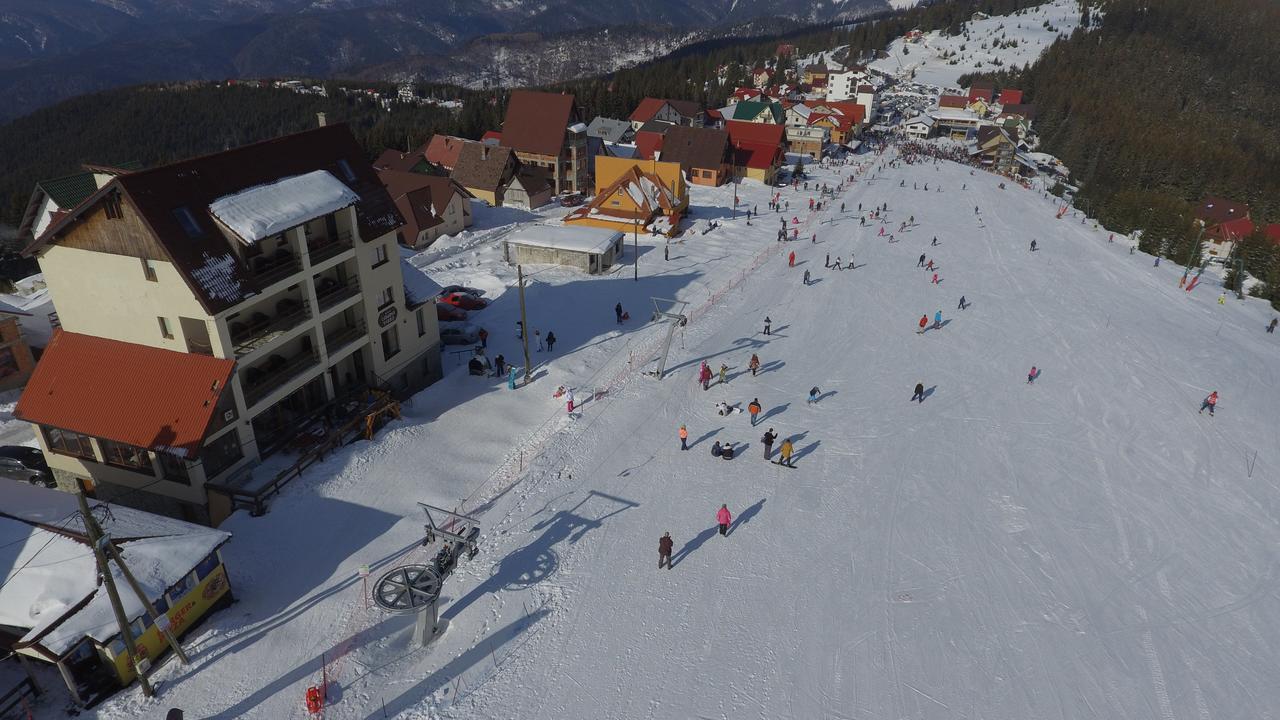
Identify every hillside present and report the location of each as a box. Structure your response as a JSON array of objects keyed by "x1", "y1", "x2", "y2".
[{"x1": 74, "y1": 146, "x2": 1280, "y2": 719}]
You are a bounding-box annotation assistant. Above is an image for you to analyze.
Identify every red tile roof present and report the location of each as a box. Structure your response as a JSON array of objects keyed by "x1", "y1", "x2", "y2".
[
  {"x1": 1210, "y1": 216, "x2": 1255, "y2": 241},
  {"x1": 938, "y1": 95, "x2": 969, "y2": 108},
  {"x1": 500, "y1": 90, "x2": 579, "y2": 157},
  {"x1": 635, "y1": 131, "x2": 665, "y2": 160},
  {"x1": 481, "y1": 131, "x2": 503, "y2": 144},
  {"x1": 998, "y1": 88, "x2": 1023, "y2": 105},
  {"x1": 725, "y1": 120, "x2": 785, "y2": 147},
  {"x1": 424, "y1": 135, "x2": 470, "y2": 170},
  {"x1": 629, "y1": 98, "x2": 669, "y2": 123},
  {"x1": 969, "y1": 87, "x2": 994, "y2": 102},
  {"x1": 733, "y1": 142, "x2": 783, "y2": 171},
  {"x1": 16, "y1": 331, "x2": 235, "y2": 459},
  {"x1": 1196, "y1": 196, "x2": 1250, "y2": 225},
  {"x1": 377, "y1": 170, "x2": 471, "y2": 245}
]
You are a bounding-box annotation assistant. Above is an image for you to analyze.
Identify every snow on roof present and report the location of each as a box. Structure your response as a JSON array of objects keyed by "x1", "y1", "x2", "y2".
[
  {"x1": 506, "y1": 225, "x2": 624, "y2": 255},
  {"x1": 931, "y1": 107, "x2": 983, "y2": 122},
  {"x1": 905, "y1": 115, "x2": 936, "y2": 127},
  {"x1": 0, "y1": 481, "x2": 230, "y2": 656},
  {"x1": 190, "y1": 252, "x2": 248, "y2": 304},
  {"x1": 400, "y1": 258, "x2": 444, "y2": 306},
  {"x1": 208, "y1": 170, "x2": 359, "y2": 245}
]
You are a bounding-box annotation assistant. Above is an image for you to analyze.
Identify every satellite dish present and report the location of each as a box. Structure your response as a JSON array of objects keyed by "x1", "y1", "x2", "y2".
[{"x1": 371, "y1": 564, "x2": 441, "y2": 613}]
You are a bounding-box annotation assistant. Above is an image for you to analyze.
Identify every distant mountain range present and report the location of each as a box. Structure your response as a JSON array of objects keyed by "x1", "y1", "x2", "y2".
[{"x1": 0, "y1": 0, "x2": 907, "y2": 122}]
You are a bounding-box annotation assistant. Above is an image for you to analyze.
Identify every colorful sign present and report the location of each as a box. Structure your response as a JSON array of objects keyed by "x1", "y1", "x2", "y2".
[{"x1": 110, "y1": 563, "x2": 231, "y2": 683}]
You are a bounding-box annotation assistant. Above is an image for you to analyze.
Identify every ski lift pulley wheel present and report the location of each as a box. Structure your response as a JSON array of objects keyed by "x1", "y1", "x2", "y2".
[{"x1": 372, "y1": 564, "x2": 442, "y2": 612}]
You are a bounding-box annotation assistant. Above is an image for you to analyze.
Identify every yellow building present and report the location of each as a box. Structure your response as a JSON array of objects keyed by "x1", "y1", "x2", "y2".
[{"x1": 564, "y1": 157, "x2": 688, "y2": 237}]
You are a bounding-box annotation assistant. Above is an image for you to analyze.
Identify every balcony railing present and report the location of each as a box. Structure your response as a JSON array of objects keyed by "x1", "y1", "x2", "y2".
[
  {"x1": 248, "y1": 248, "x2": 302, "y2": 287},
  {"x1": 242, "y1": 350, "x2": 320, "y2": 408},
  {"x1": 324, "y1": 320, "x2": 366, "y2": 355},
  {"x1": 315, "y1": 276, "x2": 360, "y2": 312},
  {"x1": 231, "y1": 299, "x2": 312, "y2": 357},
  {"x1": 307, "y1": 231, "x2": 354, "y2": 265}
]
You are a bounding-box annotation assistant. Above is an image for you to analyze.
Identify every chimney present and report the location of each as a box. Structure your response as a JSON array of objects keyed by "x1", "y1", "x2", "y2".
[{"x1": 317, "y1": 112, "x2": 327, "y2": 128}]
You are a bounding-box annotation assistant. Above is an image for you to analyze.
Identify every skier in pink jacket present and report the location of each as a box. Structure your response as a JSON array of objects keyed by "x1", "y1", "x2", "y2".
[{"x1": 717, "y1": 504, "x2": 732, "y2": 536}]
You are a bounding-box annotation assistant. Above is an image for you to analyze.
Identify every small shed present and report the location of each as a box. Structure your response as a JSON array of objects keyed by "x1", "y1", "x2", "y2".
[{"x1": 503, "y1": 226, "x2": 625, "y2": 274}]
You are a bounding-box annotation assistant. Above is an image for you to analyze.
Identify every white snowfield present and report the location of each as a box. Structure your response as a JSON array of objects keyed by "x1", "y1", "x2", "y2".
[
  {"x1": 85, "y1": 149, "x2": 1280, "y2": 720},
  {"x1": 871, "y1": 0, "x2": 1081, "y2": 90}
]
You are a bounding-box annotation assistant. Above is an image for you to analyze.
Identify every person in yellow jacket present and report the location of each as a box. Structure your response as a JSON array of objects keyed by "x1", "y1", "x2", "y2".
[
  {"x1": 679, "y1": 424, "x2": 689, "y2": 451},
  {"x1": 778, "y1": 438, "x2": 795, "y2": 467}
]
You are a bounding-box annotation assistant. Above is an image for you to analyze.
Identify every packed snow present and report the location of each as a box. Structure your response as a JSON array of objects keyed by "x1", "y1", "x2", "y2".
[
  {"x1": 52, "y1": 141, "x2": 1280, "y2": 720},
  {"x1": 871, "y1": 0, "x2": 1081, "y2": 90},
  {"x1": 208, "y1": 170, "x2": 360, "y2": 245}
]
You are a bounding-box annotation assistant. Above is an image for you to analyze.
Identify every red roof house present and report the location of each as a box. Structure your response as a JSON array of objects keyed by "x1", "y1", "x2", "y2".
[
  {"x1": 938, "y1": 95, "x2": 969, "y2": 109},
  {"x1": 423, "y1": 134, "x2": 470, "y2": 170},
  {"x1": 726, "y1": 121, "x2": 785, "y2": 183},
  {"x1": 997, "y1": 88, "x2": 1024, "y2": 105},
  {"x1": 634, "y1": 130, "x2": 666, "y2": 160}
]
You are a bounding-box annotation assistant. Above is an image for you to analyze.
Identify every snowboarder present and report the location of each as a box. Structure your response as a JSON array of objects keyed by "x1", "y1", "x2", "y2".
[
  {"x1": 1027, "y1": 366, "x2": 1037, "y2": 384},
  {"x1": 1030, "y1": 239, "x2": 1037, "y2": 252},
  {"x1": 679, "y1": 424, "x2": 689, "y2": 450},
  {"x1": 911, "y1": 383, "x2": 926, "y2": 403},
  {"x1": 1199, "y1": 392, "x2": 1218, "y2": 416},
  {"x1": 748, "y1": 398, "x2": 762, "y2": 425},
  {"x1": 719, "y1": 363, "x2": 728, "y2": 385},
  {"x1": 761, "y1": 428, "x2": 776, "y2": 460},
  {"x1": 918, "y1": 253, "x2": 926, "y2": 268},
  {"x1": 507, "y1": 366, "x2": 518, "y2": 390},
  {"x1": 615, "y1": 302, "x2": 624, "y2": 324},
  {"x1": 494, "y1": 354, "x2": 506, "y2": 377},
  {"x1": 807, "y1": 386, "x2": 820, "y2": 404},
  {"x1": 933, "y1": 310, "x2": 943, "y2": 328},
  {"x1": 918, "y1": 315, "x2": 929, "y2": 334},
  {"x1": 749, "y1": 354, "x2": 761, "y2": 376},
  {"x1": 711, "y1": 441, "x2": 723, "y2": 458},
  {"x1": 565, "y1": 388, "x2": 575, "y2": 414},
  {"x1": 699, "y1": 362, "x2": 712, "y2": 391},
  {"x1": 803, "y1": 269, "x2": 811, "y2": 285},
  {"x1": 478, "y1": 327, "x2": 488, "y2": 348},
  {"x1": 1269, "y1": 317, "x2": 1278, "y2": 334},
  {"x1": 788, "y1": 251, "x2": 796, "y2": 267},
  {"x1": 778, "y1": 438, "x2": 795, "y2": 467},
  {"x1": 659, "y1": 532, "x2": 673, "y2": 569},
  {"x1": 717, "y1": 504, "x2": 732, "y2": 536},
  {"x1": 763, "y1": 317, "x2": 772, "y2": 336},
  {"x1": 545, "y1": 331, "x2": 556, "y2": 352}
]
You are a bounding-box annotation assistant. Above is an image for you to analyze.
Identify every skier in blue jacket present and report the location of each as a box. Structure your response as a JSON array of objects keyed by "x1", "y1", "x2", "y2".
[{"x1": 933, "y1": 310, "x2": 943, "y2": 329}]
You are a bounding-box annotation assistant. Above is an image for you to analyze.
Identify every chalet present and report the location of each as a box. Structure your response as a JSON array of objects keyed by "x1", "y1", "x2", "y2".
[
  {"x1": 776, "y1": 44, "x2": 796, "y2": 58},
  {"x1": 563, "y1": 157, "x2": 687, "y2": 237},
  {"x1": 729, "y1": 100, "x2": 785, "y2": 124},
  {"x1": 937, "y1": 94, "x2": 969, "y2": 109},
  {"x1": 905, "y1": 29, "x2": 924, "y2": 43},
  {"x1": 634, "y1": 129, "x2": 666, "y2": 161},
  {"x1": 0, "y1": 482, "x2": 233, "y2": 705},
  {"x1": 802, "y1": 62, "x2": 830, "y2": 87},
  {"x1": 726, "y1": 121, "x2": 786, "y2": 185},
  {"x1": 377, "y1": 171, "x2": 473, "y2": 250},
  {"x1": 373, "y1": 148, "x2": 432, "y2": 174},
  {"x1": 902, "y1": 115, "x2": 936, "y2": 139},
  {"x1": 803, "y1": 101, "x2": 865, "y2": 146},
  {"x1": 481, "y1": 131, "x2": 503, "y2": 145},
  {"x1": 586, "y1": 117, "x2": 635, "y2": 144},
  {"x1": 968, "y1": 126, "x2": 1020, "y2": 174},
  {"x1": 997, "y1": 88, "x2": 1024, "y2": 106},
  {"x1": 967, "y1": 97, "x2": 992, "y2": 117},
  {"x1": 450, "y1": 143, "x2": 518, "y2": 206},
  {"x1": 0, "y1": 300, "x2": 35, "y2": 390},
  {"x1": 967, "y1": 82, "x2": 995, "y2": 103},
  {"x1": 17, "y1": 164, "x2": 138, "y2": 247},
  {"x1": 16, "y1": 125, "x2": 442, "y2": 523},
  {"x1": 499, "y1": 90, "x2": 589, "y2": 195},
  {"x1": 423, "y1": 134, "x2": 470, "y2": 171},
  {"x1": 752, "y1": 66, "x2": 774, "y2": 88},
  {"x1": 787, "y1": 124, "x2": 829, "y2": 161},
  {"x1": 628, "y1": 98, "x2": 704, "y2": 131},
  {"x1": 1195, "y1": 196, "x2": 1252, "y2": 259},
  {"x1": 504, "y1": 167, "x2": 554, "y2": 211},
  {"x1": 657, "y1": 126, "x2": 732, "y2": 186}
]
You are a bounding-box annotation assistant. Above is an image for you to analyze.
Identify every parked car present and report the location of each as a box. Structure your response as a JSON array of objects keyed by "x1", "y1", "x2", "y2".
[
  {"x1": 438, "y1": 323, "x2": 480, "y2": 346},
  {"x1": 440, "y1": 292, "x2": 490, "y2": 311},
  {"x1": 0, "y1": 446, "x2": 54, "y2": 487},
  {"x1": 439, "y1": 285, "x2": 485, "y2": 298},
  {"x1": 559, "y1": 193, "x2": 585, "y2": 207},
  {"x1": 436, "y1": 303, "x2": 468, "y2": 322}
]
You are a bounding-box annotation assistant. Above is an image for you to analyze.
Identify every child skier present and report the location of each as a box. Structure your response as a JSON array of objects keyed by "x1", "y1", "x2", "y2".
[
  {"x1": 1027, "y1": 366, "x2": 1037, "y2": 384},
  {"x1": 1199, "y1": 391, "x2": 1218, "y2": 416}
]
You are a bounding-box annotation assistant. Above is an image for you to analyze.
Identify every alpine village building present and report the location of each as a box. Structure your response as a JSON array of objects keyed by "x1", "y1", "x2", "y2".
[
  {"x1": 498, "y1": 90, "x2": 590, "y2": 196},
  {"x1": 15, "y1": 125, "x2": 443, "y2": 525}
]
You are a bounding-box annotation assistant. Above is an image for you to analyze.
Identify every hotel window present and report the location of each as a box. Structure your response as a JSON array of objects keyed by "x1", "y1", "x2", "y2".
[
  {"x1": 100, "y1": 440, "x2": 154, "y2": 475},
  {"x1": 381, "y1": 326, "x2": 400, "y2": 361},
  {"x1": 158, "y1": 451, "x2": 191, "y2": 485},
  {"x1": 142, "y1": 258, "x2": 158, "y2": 282},
  {"x1": 158, "y1": 316, "x2": 173, "y2": 339},
  {"x1": 43, "y1": 427, "x2": 96, "y2": 459},
  {"x1": 416, "y1": 308, "x2": 426, "y2": 337},
  {"x1": 378, "y1": 287, "x2": 394, "y2": 309},
  {"x1": 373, "y1": 243, "x2": 389, "y2": 268}
]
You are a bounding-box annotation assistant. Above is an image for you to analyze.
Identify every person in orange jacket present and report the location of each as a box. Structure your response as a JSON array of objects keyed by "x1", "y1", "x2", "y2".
[
  {"x1": 679, "y1": 424, "x2": 689, "y2": 450},
  {"x1": 1199, "y1": 391, "x2": 1218, "y2": 416},
  {"x1": 748, "y1": 398, "x2": 763, "y2": 425},
  {"x1": 788, "y1": 250, "x2": 796, "y2": 267},
  {"x1": 749, "y1": 354, "x2": 761, "y2": 376},
  {"x1": 918, "y1": 314, "x2": 929, "y2": 334}
]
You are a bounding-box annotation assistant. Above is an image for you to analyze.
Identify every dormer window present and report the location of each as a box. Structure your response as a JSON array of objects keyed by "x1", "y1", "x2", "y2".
[
  {"x1": 173, "y1": 206, "x2": 203, "y2": 237},
  {"x1": 336, "y1": 159, "x2": 356, "y2": 183}
]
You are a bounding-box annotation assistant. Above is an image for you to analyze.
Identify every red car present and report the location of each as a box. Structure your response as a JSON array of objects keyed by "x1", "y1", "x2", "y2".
[
  {"x1": 440, "y1": 292, "x2": 490, "y2": 311},
  {"x1": 436, "y1": 303, "x2": 467, "y2": 322}
]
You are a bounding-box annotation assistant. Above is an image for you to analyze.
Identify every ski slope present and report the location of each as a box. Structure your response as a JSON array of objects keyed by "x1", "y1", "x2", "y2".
[{"x1": 81, "y1": 149, "x2": 1280, "y2": 720}]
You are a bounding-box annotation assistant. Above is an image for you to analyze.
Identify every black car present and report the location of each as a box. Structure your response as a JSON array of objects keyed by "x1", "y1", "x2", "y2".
[{"x1": 0, "y1": 446, "x2": 55, "y2": 487}]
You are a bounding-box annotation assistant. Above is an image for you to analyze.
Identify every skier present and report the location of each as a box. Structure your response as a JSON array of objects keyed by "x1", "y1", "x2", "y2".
[
  {"x1": 825, "y1": 253, "x2": 830, "y2": 268},
  {"x1": 699, "y1": 362, "x2": 712, "y2": 391},
  {"x1": 803, "y1": 269, "x2": 811, "y2": 285},
  {"x1": 918, "y1": 253, "x2": 926, "y2": 267},
  {"x1": 1027, "y1": 366, "x2": 1037, "y2": 384},
  {"x1": 545, "y1": 331, "x2": 556, "y2": 352},
  {"x1": 679, "y1": 424, "x2": 689, "y2": 450},
  {"x1": 1030, "y1": 239, "x2": 1037, "y2": 252},
  {"x1": 565, "y1": 388, "x2": 575, "y2": 414},
  {"x1": 931, "y1": 273, "x2": 939, "y2": 284},
  {"x1": 507, "y1": 366, "x2": 518, "y2": 390},
  {"x1": 1154, "y1": 257, "x2": 1161, "y2": 267},
  {"x1": 841, "y1": 202, "x2": 846, "y2": 213},
  {"x1": 719, "y1": 363, "x2": 728, "y2": 386},
  {"x1": 932, "y1": 237, "x2": 938, "y2": 246},
  {"x1": 711, "y1": 441, "x2": 723, "y2": 458},
  {"x1": 834, "y1": 256, "x2": 843, "y2": 271},
  {"x1": 933, "y1": 310, "x2": 943, "y2": 328},
  {"x1": 788, "y1": 251, "x2": 796, "y2": 267},
  {"x1": 911, "y1": 382, "x2": 926, "y2": 403},
  {"x1": 778, "y1": 438, "x2": 795, "y2": 467},
  {"x1": 1218, "y1": 293, "x2": 1226, "y2": 305},
  {"x1": 918, "y1": 314, "x2": 929, "y2": 334},
  {"x1": 926, "y1": 259, "x2": 934, "y2": 271},
  {"x1": 807, "y1": 386, "x2": 820, "y2": 404},
  {"x1": 658, "y1": 532, "x2": 673, "y2": 569},
  {"x1": 761, "y1": 428, "x2": 776, "y2": 460},
  {"x1": 763, "y1": 317, "x2": 772, "y2": 336},
  {"x1": 615, "y1": 302, "x2": 624, "y2": 324},
  {"x1": 1199, "y1": 391, "x2": 1218, "y2": 416},
  {"x1": 975, "y1": 205, "x2": 979, "y2": 215},
  {"x1": 717, "y1": 504, "x2": 732, "y2": 536},
  {"x1": 958, "y1": 295, "x2": 967, "y2": 310},
  {"x1": 748, "y1": 398, "x2": 762, "y2": 426},
  {"x1": 1269, "y1": 318, "x2": 1278, "y2": 334},
  {"x1": 749, "y1": 354, "x2": 761, "y2": 376},
  {"x1": 880, "y1": 227, "x2": 886, "y2": 237}
]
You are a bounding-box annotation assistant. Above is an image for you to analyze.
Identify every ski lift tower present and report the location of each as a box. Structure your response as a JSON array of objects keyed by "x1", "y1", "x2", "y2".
[
  {"x1": 646, "y1": 297, "x2": 688, "y2": 380},
  {"x1": 370, "y1": 503, "x2": 481, "y2": 647}
]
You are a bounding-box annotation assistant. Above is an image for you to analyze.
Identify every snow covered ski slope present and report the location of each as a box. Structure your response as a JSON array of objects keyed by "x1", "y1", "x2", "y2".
[{"x1": 88, "y1": 146, "x2": 1280, "y2": 720}]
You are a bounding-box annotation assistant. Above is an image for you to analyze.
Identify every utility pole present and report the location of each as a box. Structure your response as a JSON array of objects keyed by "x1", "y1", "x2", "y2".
[
  {"x1": 517, "y1": 265, "x2": 531, "y2": 384},
  {"x1": 102, "y1": 542, "x2": 189, "y2": 666},
  {"x1": 75, "y1": 482, "x2": 153, "y2": 697},
  {"x1": 633, "y1": 219, "x2": 639, "y2": 282}
]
